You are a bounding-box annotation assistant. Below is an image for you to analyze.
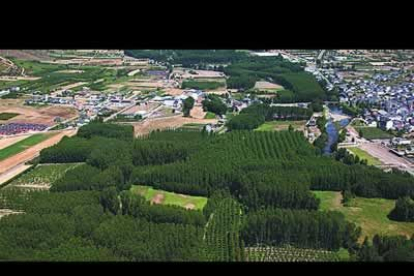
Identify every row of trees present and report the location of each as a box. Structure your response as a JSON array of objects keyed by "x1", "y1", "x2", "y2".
[{"x1": 204, "y1": 197, "x2": 245, "y2": 261}]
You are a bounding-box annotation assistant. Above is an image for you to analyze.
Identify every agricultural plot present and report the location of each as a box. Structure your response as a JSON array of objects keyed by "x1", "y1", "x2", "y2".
[
  {"x1": 0, "y1": 133, "x2": 55, "y2": 161},
  {"x1": 347, "y1": 147, "x2": 382, "y2": 166},
  {"x1": 253, "y1": 81, "x2": 284, "y2": 93},
  {"x1": 245, "y1": 246, "x2": 350, "y2": 262},
  {"x1": 355, "y1": 127, "x2": 393, "y2": 140},
  {"x1": 6, "y1": 163, "x2": 81, "y2": 190},
  {"x1": 0, "y1": 113, "x2": 19, "y2": 120},
  {"x1": 177, "y1": 123, "x2": 207, "y2": 132},
  {"x1": 254, "y1": 121, "x2": 306, "y2": 132},
  {"x1": 181, "y1": 80, "x2": 225, "y2": 90},
  {"x1": 313, "y1": 191, "x2": 414, "y2": 241},
  {"x1": 130, "y1": 185, "x2": 208, "y2": 210}
]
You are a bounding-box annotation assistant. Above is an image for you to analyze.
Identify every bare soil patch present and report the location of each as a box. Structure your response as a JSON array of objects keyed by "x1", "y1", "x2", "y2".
[
  {"x1": 190, "y1": 105, "x2": 206, "y2": 119},
  {"x1": 0, "y1": 104, "x2": 78, "y2": 126},
  {"x1": 185, "y1": 203, "x2": 196, "y2": 210},
  {"x1": 151, "y1": 193, "x2": 165, "y2": 204}
]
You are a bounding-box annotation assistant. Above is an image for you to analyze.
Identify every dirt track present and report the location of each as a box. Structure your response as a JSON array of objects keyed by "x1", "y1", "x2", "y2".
[{"x1": 0, "y1": 129, "x2": 77, "y2": 177}]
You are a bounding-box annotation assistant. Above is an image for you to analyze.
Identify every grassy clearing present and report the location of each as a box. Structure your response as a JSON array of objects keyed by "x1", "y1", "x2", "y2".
[
  {"x1": 255, "y1": 121, "x2": 306, "y2": 132},
  {"x1": 313, "y1": 191, "x2": 414, "y2": 241},
  {"x1": 204, "y1": 112, "x2": 216, "y2": 119},
  {"x1": 9, "y1": 163, "x2": 81, "y2": 187},
  {"x1": 355, "y1": 127, "x2": 393, "y2": 140},
  {"x1": 0, "y1": 133, "x2": 54, "y2": 161},
  {"x1": 130, "y1": 185, "x2": 208, "y2": 210},
  {"x1": 347, "y1": 147, "x2": 382, "y2": 166},
  {"x1": 0, "y1": 112, "x2": 19, "y2": 120}
]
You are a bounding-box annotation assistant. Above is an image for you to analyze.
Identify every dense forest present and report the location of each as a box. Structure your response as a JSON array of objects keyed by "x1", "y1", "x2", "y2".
[
  {"x1": 1, "y1": 122, "x2": 414, "y2": 261},
  {"x1": 124, "y1": 50, "x2": 247, "y2": 67}
]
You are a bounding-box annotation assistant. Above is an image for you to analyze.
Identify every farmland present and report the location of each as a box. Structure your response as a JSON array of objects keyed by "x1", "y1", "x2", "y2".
[
  {"x1": 347, "y1": 147, "x2": 382, "y2": 166},
  {"x1": 181, "y1": 80, "x2": 225, "y2": 90},
  {"x1": 0, "y1": 133, "x2": 55, "y2": 161},
  {"x1": 254, "y1": 120, "x2": 306, "y2": 132},
  {"x1": 313, "y1": 191, "x2": 414, "y2": 241},
  {"x1": 245, "y1": 246, "x2": 350, "y2": 262},
  {"x1": 6, "y1": 163, "x2": 81, "y2": 190},
  {"x1": 130, "y1": 185, "x2": 208, "y2": 210},
  {"x1": 0, "y1": 112, "x2": 19, "y2": 120}
]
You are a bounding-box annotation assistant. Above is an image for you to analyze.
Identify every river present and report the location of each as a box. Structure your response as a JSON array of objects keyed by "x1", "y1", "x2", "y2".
[{"x1": 323, "y1": 105, "x2": 350, "y2": 155}]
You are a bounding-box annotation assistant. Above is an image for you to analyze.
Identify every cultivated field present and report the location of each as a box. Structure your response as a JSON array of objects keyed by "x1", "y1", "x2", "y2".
[
  {"x1": 0, "y1": 99, "x2": 78, "y2": 126},
  {"x1": 246, "y1": 246, "x2": 350, "y2": 262},
  {"x1": 0, "y1": 113, "x2": 19, "y2": 120},
  {"x1": 254, "y1": 81, "x2": 283, "y2": 91},
  {"x1": 6, "y1": 163, "x2": 81, "y2": 190},
  {"x1": 174, "y1": 68, "x2": 224, "y2": 79},
  {"x1": 132, "y1": 116, "x2": 218, "y2": 136},
  {"x1": 0, "y1": 133, "x2": 55, "y2": 161},
  {"x1": 130, "y1": 185, "x2": 208, "y2": 210},
  {"x1": 313, "y1": 191, "x2": 414, "y2": 241},
  {"x1": 0, "y1": 129, "x2": 77, "y2": 176},
  {"x1": 254, "y1": 121, "x2": 306, "y2": 132}
]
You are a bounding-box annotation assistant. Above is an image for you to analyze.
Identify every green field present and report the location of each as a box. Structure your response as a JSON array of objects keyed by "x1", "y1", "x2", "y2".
[
  {"x1": 181, "y1": 80, "x2": 225, "y2": 90},
  {"x1": 8, "y1": 163, "x2": 81, "y2": 187},
  {"x1": 0, "y1": 133, "x2": 54, "y2": 161},
  {"x1": 355, "y1": 127, "x2": 393, "y2": 140},
  {"x1": 313, "y1": 191, "x2": 414, "y2": 241},
  {"x1": 204, "y1": 112, "x2": 216, "y2": 119},
  {"x1": 347, "y1": 147, "x2": 382, "y2": 166},
  {"x1": 130, "y1": 185, "x2": 208, "y2": 210},
  {"x1": 0, "y1": 112, "x2": 19, "y2": 120},
  {"x1": 255, "y1": 121, "x2": 305, "y2": 132}
]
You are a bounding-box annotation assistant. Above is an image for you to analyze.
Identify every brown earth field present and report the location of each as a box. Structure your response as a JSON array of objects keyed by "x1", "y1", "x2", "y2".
[
  {"x1": 131, "y1": 116, "x2": 218, "y2": 136},
  {"x1": 0, "y1": 50, "x2": 52, "y2": 61},
  {"x1": 0, "y1": 100, "x2": 78, "y2": 126},
  {"x1": 190, "y1": 105, "x2": 206, "y2": 119}
]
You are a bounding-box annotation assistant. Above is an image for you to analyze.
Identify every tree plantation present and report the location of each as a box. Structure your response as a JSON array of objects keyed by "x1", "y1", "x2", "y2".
[{"x1": 1, "y1": 122, "x2": 414, "y2": 261}]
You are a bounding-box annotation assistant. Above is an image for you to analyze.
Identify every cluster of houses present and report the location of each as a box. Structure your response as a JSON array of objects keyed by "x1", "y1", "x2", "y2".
[{"x1": 318, "y1": 67, "x2": 414, "y2": 133}]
